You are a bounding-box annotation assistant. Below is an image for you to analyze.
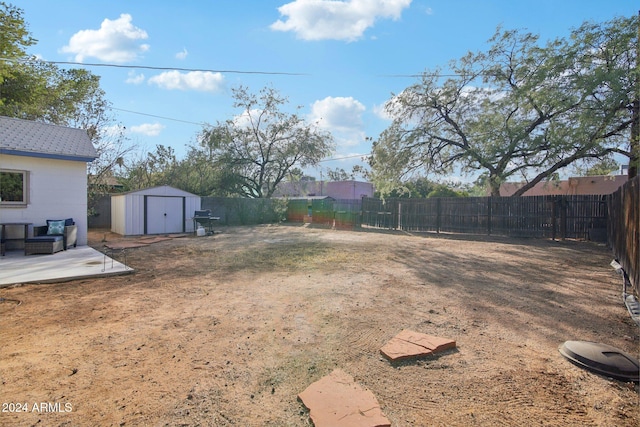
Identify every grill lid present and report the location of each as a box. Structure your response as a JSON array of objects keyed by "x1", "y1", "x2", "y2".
[
  {"x1": 559, "y1": 340, "x2": 639, "y2": 382},
  {"x1": 194, "y1": 210, "x2": 212, "y2": 217}
]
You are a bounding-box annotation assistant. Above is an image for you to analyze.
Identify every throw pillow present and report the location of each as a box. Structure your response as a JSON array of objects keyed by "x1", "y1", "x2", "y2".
[{"x1": 47, "y1": 220, "x2": 65, "y2": 235}]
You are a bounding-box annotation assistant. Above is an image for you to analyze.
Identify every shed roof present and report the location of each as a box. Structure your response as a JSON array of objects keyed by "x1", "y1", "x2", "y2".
[
  {"x1": 0, "y1": 116, "x2": 97, "y2": 162},
  {"x1": 113, "y1": 185, "x2": 199, "y2": 198}
]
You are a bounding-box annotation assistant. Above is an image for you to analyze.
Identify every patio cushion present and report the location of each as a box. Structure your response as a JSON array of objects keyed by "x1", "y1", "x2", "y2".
[
  {"x1": 26, "y1": 235, "x2": 64, "y2": 243},
  {"x1": 47, "y1": 218, "x2": 74, "y2": 226},
  {"x1": 47, "y1": 220, "x2": 65, "y2": 235}
]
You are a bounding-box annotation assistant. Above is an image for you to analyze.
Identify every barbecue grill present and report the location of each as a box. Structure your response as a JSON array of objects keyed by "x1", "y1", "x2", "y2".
[{"x1": 192, "y1": 210, "x2": 220, "y2": 235}]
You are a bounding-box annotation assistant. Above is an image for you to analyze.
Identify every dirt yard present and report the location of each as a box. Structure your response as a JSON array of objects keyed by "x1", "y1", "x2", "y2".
[{"x1": 1, "y1": 224, "x2": 638, "y2": 426}]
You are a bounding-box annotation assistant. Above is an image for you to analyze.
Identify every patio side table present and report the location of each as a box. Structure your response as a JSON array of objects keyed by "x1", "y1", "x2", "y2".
[{"x1": 0, "y1": 222, "x2": 32, "y2": 253}]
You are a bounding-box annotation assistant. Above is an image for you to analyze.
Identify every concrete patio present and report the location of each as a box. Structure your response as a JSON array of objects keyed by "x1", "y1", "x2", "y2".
[{"x1": 0, "y1": 245, "x2": 132, "y2": 287}]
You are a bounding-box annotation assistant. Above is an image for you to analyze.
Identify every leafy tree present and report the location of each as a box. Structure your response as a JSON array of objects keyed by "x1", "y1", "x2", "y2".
[
  {"x1": 119, "y1": 145, "x2": 179, "y2": 191},
  {"x1": 325, "y1": 166, "x2": 370, "y2": 182},
  {"x1": 1, "y1": 3, "x2": 136, "y2": 212},
  {"x1": 572, "y1": 157, "x2": 620, "y2": 176},
  {"x1": 375, "y1": 176, "x2": 436, "y2": 198},
  {"x1": 199, "y1": 86, "x2": 334, "y2": 198},
  {"x1": 326, "y1": 167, "x2": 352, "y2": 181},
  {"x1": 285, "y1": 167, "x2": 314, "y2": 182},
  {"x1": 0, "y1": 4, "x2": 105, "y2": 126},
  {"x1": 0, "y1": 2, "x2": 35, "y2": 95},
  {"x1": 171, "y1": 146, "x2": 223, "y2": 196},
  {"x1": 370, "y1": 15, "x2": 638, "y2": 197},
  {"x1": 427, "y1": 184, "x2": 464, "y2": 198}
]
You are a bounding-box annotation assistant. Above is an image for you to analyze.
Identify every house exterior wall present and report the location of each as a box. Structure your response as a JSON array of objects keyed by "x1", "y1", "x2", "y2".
[
  {"x1": 500, "y1": 174, "x2": 628, "y2": 196},
  {"x1": 0, "y1": 154, "x2": 90, "y2": 245},
  {"x1": 110, "y1": 186, "x2": 200, "y2": 236},
  {"x1": 325, "y1": 181, "x2": 373, "y2": 199},
  {"x1": 273, "y1": 180, "x2": 374, "y2": 199}
]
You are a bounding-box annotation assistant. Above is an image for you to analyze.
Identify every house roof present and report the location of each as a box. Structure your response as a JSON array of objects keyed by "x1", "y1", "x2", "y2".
[{"x1": 0, "y1": 116, "x2": 98, "y2": 162}]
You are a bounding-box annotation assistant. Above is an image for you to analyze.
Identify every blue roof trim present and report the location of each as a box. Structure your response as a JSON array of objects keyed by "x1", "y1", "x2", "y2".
[{"x1": 0, "y1": 148, "x2": 97, "y2": 163}]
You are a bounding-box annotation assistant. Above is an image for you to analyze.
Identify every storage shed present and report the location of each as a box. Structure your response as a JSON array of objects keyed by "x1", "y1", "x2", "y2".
[{"x1": 111, "y1": 186, "x2": 201, "y2": 236}]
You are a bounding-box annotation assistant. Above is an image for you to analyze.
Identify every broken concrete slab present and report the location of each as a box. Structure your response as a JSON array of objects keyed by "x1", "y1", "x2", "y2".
[
  {"x1": 298, "y1": 369, "x2": 390, "y2": 427},
  {"x1": 380, "y1": 329, "x2": 456, "y2": 362}
]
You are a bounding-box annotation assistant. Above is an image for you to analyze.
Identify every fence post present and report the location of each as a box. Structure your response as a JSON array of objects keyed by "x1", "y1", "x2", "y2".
[
  {"x1": 487, "y1": 197, "x2": 492, "y2": 236},
  {"x1": 436, "y1": 198, "x2": 441, "y2": 233},
  {"x1": 560, "y1": 197, "x2": 567, "y2": 240},
  {"x1": 552, "y1": 197, "x2": 557, "y2": 240}
]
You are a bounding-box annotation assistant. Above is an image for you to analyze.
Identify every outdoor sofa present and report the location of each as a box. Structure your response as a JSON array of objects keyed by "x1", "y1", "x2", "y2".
[{"x1": 24, "y1": 219, "x2": 77, "y2": 256}]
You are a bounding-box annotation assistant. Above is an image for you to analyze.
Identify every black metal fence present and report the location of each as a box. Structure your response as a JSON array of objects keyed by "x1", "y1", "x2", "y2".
[{"x1": 359, "y1": 195, "x2": 608, "y2": 240}]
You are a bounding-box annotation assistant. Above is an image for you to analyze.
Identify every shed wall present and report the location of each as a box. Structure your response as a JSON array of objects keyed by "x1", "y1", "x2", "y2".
[
  {"x1": 110, "y1": 194, "x2": 126, "y2": 235},
  {"x1": 110, "y1": 186, "x2": 200, "y2": 236}
]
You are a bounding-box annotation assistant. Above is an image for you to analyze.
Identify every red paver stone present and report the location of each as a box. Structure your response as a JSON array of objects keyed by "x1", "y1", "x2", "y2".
[
  {"x1": 380, "y1": 329, "x2": 456, "y2": 362},
  {"x1": 298, "y1": 369, "x2": 391, "y2": 427}
]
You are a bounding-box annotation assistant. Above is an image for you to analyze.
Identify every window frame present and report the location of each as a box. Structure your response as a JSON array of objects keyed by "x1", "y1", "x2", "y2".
[{"x1": 0, "y1": 169, "x2": 29, "y2": 207}]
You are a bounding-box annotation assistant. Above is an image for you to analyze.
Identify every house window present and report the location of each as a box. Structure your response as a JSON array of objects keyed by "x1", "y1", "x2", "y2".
[{"x1": 0, "y1": 169, "x2": 29, "y2": 206}]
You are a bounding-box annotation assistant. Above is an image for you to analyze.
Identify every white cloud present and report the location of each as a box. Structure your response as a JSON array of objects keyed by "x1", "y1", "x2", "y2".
[
  {"x1": 270, "y1": 0, "x2": 412, "y2": 41},
  {"x1": 129, "y1": 123, "x2": 165, "y2": 136},
  {"x1": 310, "y1": 96, "x2": 367, "y2": 147},
  {"x1": 125, "y1": 70, "x2": 145, "y2": 84},
  {"x1": 175, "y1": 48, "x2": 188, "y2": 60},
  {"x1": 148, "y1": 70, "x2": 225, "y2": 92},
  {"x1": 372, "y1": 102, "x2": 392, "y2": 120},
  {"x1": 60, "y1": 14, "x2": 149, "y2": 63},
  {"x1": 311, "y1": 96, "x2": 365, "y2": 130},
  {"x1": 231, "y1": 108, "x2": 262, "y2": 129}
]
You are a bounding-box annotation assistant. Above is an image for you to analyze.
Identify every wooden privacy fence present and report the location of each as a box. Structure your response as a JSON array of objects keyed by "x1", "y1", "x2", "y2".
[
  {"x1": 607, "y1": 176, "x2": 639, "y2": 297},
  {"x1": 361, "y1": 195, "x2": 608, "y2": 240}
]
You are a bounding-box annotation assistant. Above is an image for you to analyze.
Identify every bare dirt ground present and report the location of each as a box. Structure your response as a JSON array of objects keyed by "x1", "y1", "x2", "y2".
[{"x1": 1, "y1": 224, "x2": 638, "y2": 426}]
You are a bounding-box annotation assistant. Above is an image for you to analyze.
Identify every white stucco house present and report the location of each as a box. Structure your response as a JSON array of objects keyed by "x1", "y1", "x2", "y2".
[{"x1": 0, "y1": 116, "x2": 97, "y2": 248}]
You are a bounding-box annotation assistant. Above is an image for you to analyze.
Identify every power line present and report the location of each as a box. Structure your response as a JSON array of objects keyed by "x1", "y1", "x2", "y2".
[
  {"x1": 319, "y1": 153, "x2": 370, "y2": 162},
  {"x1": 378, "y1": 73, "x2": 466, "y2": 78},
  {"x1": 0, "y1": 57, "x2": 309, "y2": 76},
  {"x1": 2, "y1": 57, "x2": 472, "y2": 78},
  {"x1": 110, "y1": 106, "x2": 372, "y2": 162},
  {"x1": 110, "y1": 107, "x2": 209, "y2": 126}
]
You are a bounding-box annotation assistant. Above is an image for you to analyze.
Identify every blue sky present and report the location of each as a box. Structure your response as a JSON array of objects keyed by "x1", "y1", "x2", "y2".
[{"x1": 15, "y1": 0, "x2": 637, "y2": 181}]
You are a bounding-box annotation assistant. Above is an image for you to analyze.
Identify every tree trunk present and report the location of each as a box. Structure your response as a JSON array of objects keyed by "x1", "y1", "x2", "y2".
[{"x1": 489, "y1": 176, "x2": 501, "y2": 197}]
